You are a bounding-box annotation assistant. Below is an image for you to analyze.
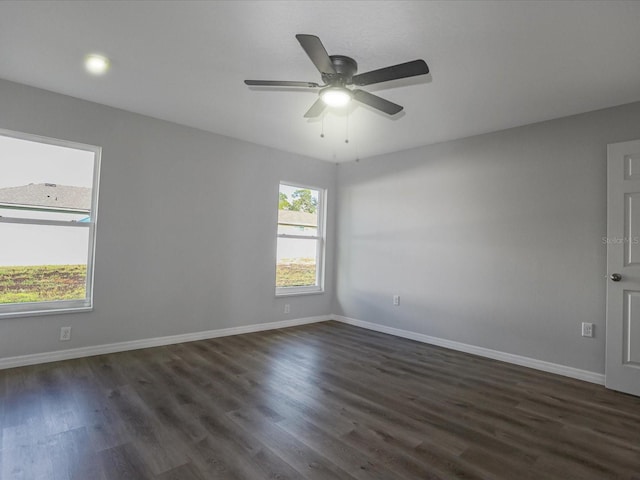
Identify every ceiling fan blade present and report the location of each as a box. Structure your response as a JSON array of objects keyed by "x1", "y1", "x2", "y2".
[
  {"x1": 245, "y1": 80, "x2": 320, "y2": 88},
  {"x1": 353, "y1": 90, "x2": 403, "y2": 115},
  {"x1": 352, "y1": 59, "x2": 429, "y2": 86},
  {"x1": 304, "y1": 98, "x2": 327, "y2": 118},
  {"x1": 296, "y1": 34, "x2": 336, "y2": 75}
]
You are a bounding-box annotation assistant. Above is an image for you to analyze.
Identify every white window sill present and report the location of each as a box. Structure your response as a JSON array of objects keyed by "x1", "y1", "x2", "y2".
[
  {"x1": 0, "y1": 305, "x2": 93, "y2": 319},
  {"x1": 276, "y1": 288, "x2": 325, "y2": 297}
]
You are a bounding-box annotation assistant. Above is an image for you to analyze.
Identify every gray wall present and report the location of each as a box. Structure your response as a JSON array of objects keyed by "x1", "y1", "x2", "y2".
[
  {"x1": 0, "y1": 79, "x2": 336, "y2": 359},
  {"x1": 334, "y1": 101, "x2": 640, "y2": 374},
  {"x1": 3, "y1": 74, "x2": 640, "y2": 376}
]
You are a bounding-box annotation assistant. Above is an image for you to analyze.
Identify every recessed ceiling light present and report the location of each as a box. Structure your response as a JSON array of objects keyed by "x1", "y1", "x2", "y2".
[
  {"x1": 84, "y1": 54, "x2": 110, "y2": 75},
  {"x1": 320, "y1": 87, "x2": 352, "y2": 108}
]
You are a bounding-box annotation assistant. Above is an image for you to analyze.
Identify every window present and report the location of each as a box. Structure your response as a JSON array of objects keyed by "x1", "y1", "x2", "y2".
[
  {"x1": 276, "y1": 182, "x2": 325, "y2": 295},
  {"x1": 0, "y1": 129, "x2": 101, "y2": 317}
]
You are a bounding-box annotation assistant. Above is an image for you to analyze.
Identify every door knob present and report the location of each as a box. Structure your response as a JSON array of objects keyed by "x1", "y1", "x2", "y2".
[{"x1": 610, "y1": 273, "x2": 622, "y2": 282}]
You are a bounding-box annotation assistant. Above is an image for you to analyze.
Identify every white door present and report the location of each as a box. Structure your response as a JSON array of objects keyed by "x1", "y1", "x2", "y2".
[{"x1": 606, "y1": 139, "x2": 640, "y2": 396}]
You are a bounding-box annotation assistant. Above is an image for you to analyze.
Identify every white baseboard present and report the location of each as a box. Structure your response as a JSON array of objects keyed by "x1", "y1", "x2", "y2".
[
  {"x1": 333, "y1": 315, "x2": 605, "y2": 385},
  {"x1": 0, "y1": 315, "x2": 330, "y2": 370},
  {"x1": 2, "y1": 313, "x2": 606, "y2": 386}
]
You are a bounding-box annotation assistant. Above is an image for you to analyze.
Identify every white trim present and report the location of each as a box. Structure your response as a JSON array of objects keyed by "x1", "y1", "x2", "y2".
[
  {"x1": 0, "y1": 217, "x2": 90, "y2": 227},
  {"x1": 333, "y1": 315, "x2": 605, "y2": 385},
  {"x1": 0, "y1": 305, "x2": 92, "y2": 319},
  {"x1": 2, "y1": 313, "x2": 606, "y2": 386},
  {"x1": 0, "y1": 128, "x2": 101, "y2": 318},
  {"x1": 276, "y1": 181, "x2": 326, "y2": 296},
  {"x1": 0, "y1": 202, "x2": 89, "y2": 215},
  {"x1": 277, "y1": 234, "x2": 322, "y2": 240},
  {"x1": 276, "y1": 286, "x2": 324, "y2": 297},
  {"x1": 0, "y1": 315, "x2": 330, "y2": 370}
]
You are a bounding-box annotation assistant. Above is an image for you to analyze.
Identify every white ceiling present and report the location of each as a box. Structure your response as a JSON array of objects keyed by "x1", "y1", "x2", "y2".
[{"x1": 1, "y1": 1, "x2": 640, "y2": 162}]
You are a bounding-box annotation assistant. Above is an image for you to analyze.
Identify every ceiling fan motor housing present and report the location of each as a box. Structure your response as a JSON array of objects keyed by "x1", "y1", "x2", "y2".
[{"x1": 323, "y1": 55, "x2": 358, "y2": 85}]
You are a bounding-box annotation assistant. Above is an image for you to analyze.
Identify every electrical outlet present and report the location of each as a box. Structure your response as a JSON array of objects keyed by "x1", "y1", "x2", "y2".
[
  {"x1": 60, "y1": 326, "x2": 72, "y2": 341},
  {"x1": 284, "y1": 304, "x2": 290, "y2": 314},
  {"x1": 581, "y1": 322, "x2": 594, "y2": 338},
  {"x1": 393, "y1": 295, "x2": 400, "y2": 306}
]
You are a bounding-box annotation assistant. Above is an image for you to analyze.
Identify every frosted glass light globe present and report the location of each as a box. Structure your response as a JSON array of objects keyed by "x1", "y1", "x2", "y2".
[{"x1": 321, "y1": 87, "x2": 351, "y2": 107}]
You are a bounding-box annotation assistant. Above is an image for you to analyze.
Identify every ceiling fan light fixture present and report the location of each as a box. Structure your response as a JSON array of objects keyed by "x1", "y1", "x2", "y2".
[{"x1": 320, "y1": 87, "x2": 352, "y2": 108}]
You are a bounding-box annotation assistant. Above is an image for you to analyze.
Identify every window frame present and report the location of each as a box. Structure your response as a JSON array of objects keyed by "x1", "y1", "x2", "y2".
[
  {"x1": 275, "y1": 181, "x2": 326, "y2": 297},
  {"x1": 0, "y1": 128, "x2": 101, "y2": 318}
]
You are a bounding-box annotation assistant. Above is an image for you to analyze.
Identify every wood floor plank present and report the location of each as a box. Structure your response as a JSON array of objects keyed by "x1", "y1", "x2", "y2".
[
  {"x1": 276, "y1": 413, "x2": 406, "y2": 480},
  {"x1": 227, "y1": 407, "x2": 357, "y2": 480},
  {"x1": 339, "y1": 427, "x2": 445, "y2": 479},
  {"x1": 185, "y1": 434, "x2": 274, "y2": 480},
  {"x1": 98, "y1": 443, "x2": 155, "y2": 480},
  {"x1": 2, "y1": 419, "x2": 53, "y2": 479},
  {"x1": 45, "y1": 427, "x2": 106, "y2": 480},
  {"x1": 101, "y1": 381, "x2": 191, "y2": 475},
  {"x1": 2, "y1": 320, "x2": 640, "y2": 479},
  {"x1": 155, "y1": 461, "x2": 207, "y2": 480}
]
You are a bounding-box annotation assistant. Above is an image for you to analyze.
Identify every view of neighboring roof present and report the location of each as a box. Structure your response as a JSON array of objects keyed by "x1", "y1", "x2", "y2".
[
  {"x1": 0, "y1": 183, "x2": 91, "y2": 211},
  {"x1": 278, "y1": 209, "x2": 317, "y2": 227}
]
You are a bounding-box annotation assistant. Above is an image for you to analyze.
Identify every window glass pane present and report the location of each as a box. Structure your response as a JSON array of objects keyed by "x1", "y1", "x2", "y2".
[
  {"x1": 0, "y1": 135, "x2": 94, "y2": 220},
  {"x1": 278, "y1": 184, "x2": 319, "y2": 237},
  {"x1": 276, "y1": 237, "x2": 317, "y2": 288},
  {"x1": 0, "y1": 223, "x2": 89, "y2": 304},
  {"x1": 276, "y1": 182, "x2": 323, "y2": 293},
  {"x1": 277, "y1": 209, "x2": 318, "y2": 236}
]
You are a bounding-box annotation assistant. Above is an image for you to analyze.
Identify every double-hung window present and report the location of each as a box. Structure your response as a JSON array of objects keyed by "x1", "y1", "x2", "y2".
[
  {"x1": 0, "y1": 129, "x2": 101, "y2": 317},
  {"x1": 276, "y1": 182, "x2": 325, "y2": 295}
]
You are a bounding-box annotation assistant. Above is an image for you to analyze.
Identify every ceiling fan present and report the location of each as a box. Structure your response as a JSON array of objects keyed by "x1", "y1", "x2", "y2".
[{"x1": 245, "y1": 34, "x2": 429, "y2": 118}]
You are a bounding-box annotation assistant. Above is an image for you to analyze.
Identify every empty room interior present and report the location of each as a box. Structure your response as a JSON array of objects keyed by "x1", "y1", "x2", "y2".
[{"x1": 2, "y1": 1, "x2": 640, "y2": 479}]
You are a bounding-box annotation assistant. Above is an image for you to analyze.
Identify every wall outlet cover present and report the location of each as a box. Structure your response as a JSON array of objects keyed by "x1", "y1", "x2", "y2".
[{"x1": 60, "y1": 326, "x2": 72, "y2": 341}]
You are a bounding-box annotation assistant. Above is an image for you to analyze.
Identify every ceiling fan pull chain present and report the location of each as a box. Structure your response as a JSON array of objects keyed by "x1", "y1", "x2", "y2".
[
  {"x1": 320, "y1": 113, "x2": 325, "y2": 138},
  {"x1": 345, "y1": 112, "x2": 349, "y2": 144}
]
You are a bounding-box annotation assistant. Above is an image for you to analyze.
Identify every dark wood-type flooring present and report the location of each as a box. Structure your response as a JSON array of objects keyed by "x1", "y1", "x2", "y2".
[{"x1": 1, "y1": 321, "x2": 640, "y2": 479}]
